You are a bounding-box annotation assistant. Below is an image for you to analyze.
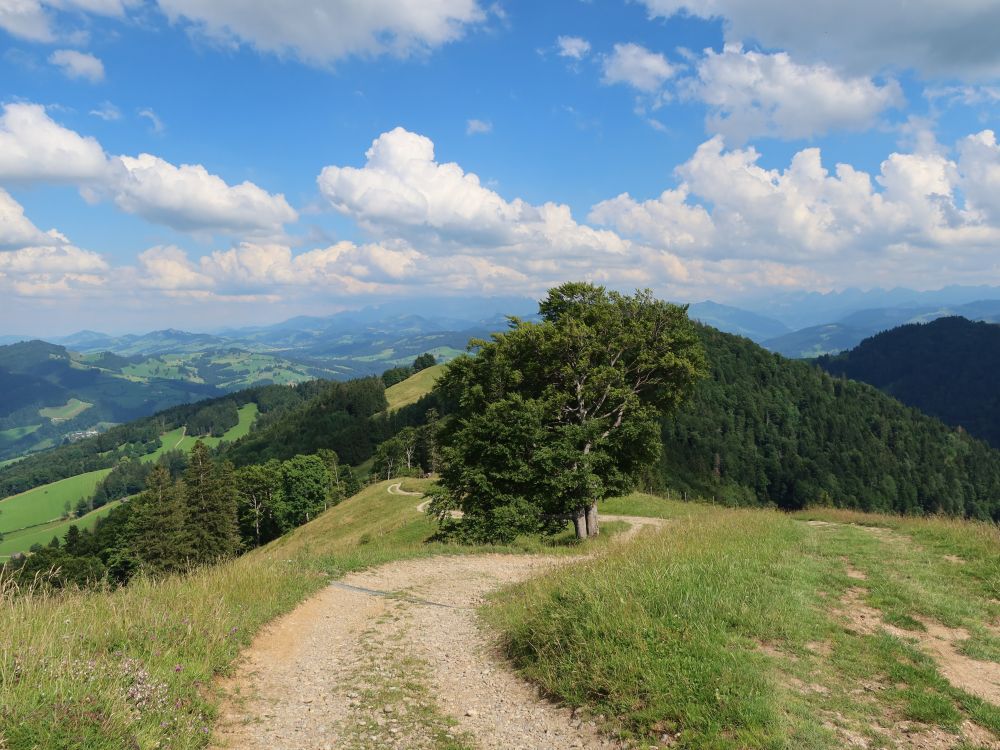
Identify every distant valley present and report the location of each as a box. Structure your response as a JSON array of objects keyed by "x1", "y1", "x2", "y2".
[{"x1": 0, "y1": 298, "x2": 531, "y2": 462}]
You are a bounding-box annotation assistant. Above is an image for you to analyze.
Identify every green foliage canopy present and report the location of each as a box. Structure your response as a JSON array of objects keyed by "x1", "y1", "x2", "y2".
[{"x1": 433, "y1": 282, "x2": 706, "y2": 542}]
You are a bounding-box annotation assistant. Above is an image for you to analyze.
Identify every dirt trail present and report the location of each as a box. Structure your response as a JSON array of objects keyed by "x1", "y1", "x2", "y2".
[{"x1": 212, "y1": 488, "x2": 665, "y2": 750}]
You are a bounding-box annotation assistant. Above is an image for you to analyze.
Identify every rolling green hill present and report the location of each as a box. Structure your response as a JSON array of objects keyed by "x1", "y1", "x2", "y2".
[
  {"x1": 0, "y1": 402, "x2": 262, "y2": 559},
  {"x1": 660, "y1": 325, "x2": 1000, "y2": 520},
  {"x1": 0, "y1": 382, "x2": 318, "y2": 501},
  {"x1": 0, "y1": 336, "x2": 351, "y2": 463},
  {"x1": 817, "y1": 316, "x2": 1000, "y2": 449},
  {"x1": 0, "y1": 501, "x2": 118, "y2": 560}
]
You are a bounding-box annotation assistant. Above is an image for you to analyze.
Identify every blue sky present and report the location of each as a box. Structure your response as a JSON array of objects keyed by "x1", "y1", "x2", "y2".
[{"x1": 2, "y1": 0, "x2": 1000, "y2": 335}]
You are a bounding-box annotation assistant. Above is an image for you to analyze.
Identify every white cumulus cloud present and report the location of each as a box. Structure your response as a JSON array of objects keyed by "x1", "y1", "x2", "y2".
[
  {"x1": 689, "y1": 45, "x2": 902, "y2": 142},
  {"x1": 590, "y1": 131, "x2": 1000, "y2": 284},
  {"x1": 317, "y1": 126, "x2": 630, "y2": 261},
  {"x1": 0, "y1": 102, "x2": 110, "y2": 184},
  {"x1": 155, "y1": 0, "x2": 485, "y2": 66},
  {"x1": 639, "y1": 0, "x2": 1000, "y2": 79},
  {"x1": 956, "y1": 130, "x2": 1000, "y2": 224},
  {"x1": 49, "y1": 49, "x2": 105, "y2": 82},
  {"x1": 0, "y1": 103, "x2": 297, "y2": 235},
  {"x1": 0, "y1": 188, "x2": 67, "y2": 249},
  {"x1": 114, "y1": 154, "x2": 298, "y2": 234},
  {"x1": 601, "y1": 42, "x2": 675, "y2": 92}
]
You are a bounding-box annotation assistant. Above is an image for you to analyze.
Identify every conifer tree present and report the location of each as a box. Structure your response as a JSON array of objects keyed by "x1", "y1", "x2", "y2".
[
  {"x1": 183, "y1": 442, "x2": 239, "y2": 563},
  {"x1": 128, "y1": 465, "x2": 191, "y2": 574}
]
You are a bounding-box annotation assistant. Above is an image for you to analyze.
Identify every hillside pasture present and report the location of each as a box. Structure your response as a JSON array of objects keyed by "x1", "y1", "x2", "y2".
[
  {"x1": 490, "y1": 497, "x2": 1000, "y2": 749},
  {"x1": 385, "y1": 364, "x2": 445, "y2": 411},
  {"x1": 0, "y1": 469, "x2": 112, "y2": 536},
  {"x1": 0, "y1": 502, "x2": 119, "y2": 560},
  {"x1": 38, "y1": 398, "x2": 93, "y2": 422},
  {"x1": 0, "y1": 478, "x2": 598, "y2": 748},
  {"x1": 0, "y1": 424, "x2": 41, "y2": 448},
  {"x1": 140, "y1": 403, "x2": 259, "y2": 464}
]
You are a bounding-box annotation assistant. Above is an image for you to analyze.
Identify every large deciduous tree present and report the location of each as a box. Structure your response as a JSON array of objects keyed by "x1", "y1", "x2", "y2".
[{"x1": 433, "y1": 282, "x2": 705, "y2": 541}]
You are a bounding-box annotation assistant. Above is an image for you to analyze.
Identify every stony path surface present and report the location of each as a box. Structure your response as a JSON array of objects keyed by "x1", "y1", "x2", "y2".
[{"x1": 212, "y1": 490, "x2": 664, "y2": 750}]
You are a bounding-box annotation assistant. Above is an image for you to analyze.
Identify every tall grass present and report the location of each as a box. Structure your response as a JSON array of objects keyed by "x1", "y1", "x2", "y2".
[
  {"x1": 489, "y1": 506, "x2": 1000, "y2": 749},
  {"x1": 0, "y1": 480, "x2": 449, "y2": 748},
  {"x1": 0, "y1": 478, "x2": 606, "y2": 749}
]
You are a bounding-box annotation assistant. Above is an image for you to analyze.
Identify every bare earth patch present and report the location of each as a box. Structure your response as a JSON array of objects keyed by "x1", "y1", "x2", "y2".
[{"x1": 831, "y1": 583, "x2": 1000, "y2": 749}]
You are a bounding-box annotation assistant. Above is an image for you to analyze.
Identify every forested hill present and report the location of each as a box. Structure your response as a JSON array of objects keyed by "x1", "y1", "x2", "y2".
[
  {"x1": 659, "y1": 325, "x2": 1000, "y2": 521},
  {"x1": 0, "y1": 380, "x2": 327, "y2": 499},
  {"x1": 815, "y1": 317, "x2": 1000, "y2": 449},
  {"x1": 0, "y1": 370, "x2": 438, "y2": 501}
]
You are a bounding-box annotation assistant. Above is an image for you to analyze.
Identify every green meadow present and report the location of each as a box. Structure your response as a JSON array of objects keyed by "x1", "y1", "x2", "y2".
[
  {"x1": 140, "y1": 402, "x2": 258, "y2": 464},
  {"x1": 0, "y1": 502, "x2": 119, "y2": 560},
  {"x1": 0, "y1": 469, "x2": 112, "y2": 537},
  {"x1": 385, "y1": 364, "x2": 445, "y2": 411},
  {"x1": 38, "y1": 398, "x2": 93, "y2": 421},
  {"x1": 0, "y1": 425, "x2": 41, "y2": 447},
  {"x1": 489, "y1": 495, "x2": 1000, "y2": 749}
]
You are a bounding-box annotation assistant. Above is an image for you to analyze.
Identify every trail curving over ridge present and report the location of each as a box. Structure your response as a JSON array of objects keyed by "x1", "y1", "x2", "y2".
[{"x1": 212, "y1": 484, "x2": 665, "y2": 750}]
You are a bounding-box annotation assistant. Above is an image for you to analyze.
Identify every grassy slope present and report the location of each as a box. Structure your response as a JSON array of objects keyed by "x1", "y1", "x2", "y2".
[
  {"x1": 140, "y1": 403, "x2": 259, "y2": 464},
  {"x1": 0, "y1": 469, "x2": 112, "y2": 535},
  {"x1": 0, "y1": 478, "x2": 609, "y2": 749},
  {"x1": 385, "y1": 364, "x2": 445, "y2": 411},
  {"x1": 489, "y1": 495, "x2": 1000, "y2": 749},
  {"x1": 38, "y1": 398, "x2": 93, "y2": 421},
  {"x1": 0, "y1": 502, "x2": 119, "y2": 559}
]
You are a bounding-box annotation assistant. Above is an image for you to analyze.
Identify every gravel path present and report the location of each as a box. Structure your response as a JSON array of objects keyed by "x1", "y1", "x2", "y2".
[{"x1": 212, "y1": 490, "x2": 664, "y2": 750}]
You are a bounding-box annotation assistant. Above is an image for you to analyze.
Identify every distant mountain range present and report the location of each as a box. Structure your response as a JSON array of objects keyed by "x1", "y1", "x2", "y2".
[
  {"x1": 733, "y1": 284, "x2": 1000, "y2": 329},
  {"x1": 687, "y1": 301, "x2": 791, "y2": 342},
  {"x1": 0, "y1": 299, "x2": 538, "y2": 463},
  {"x1": 762, "y1": 299, "x2": 1000, "y2": 357},
  {"x1": 7, "y1": 287, "x2": 1000, "y2": 463}
]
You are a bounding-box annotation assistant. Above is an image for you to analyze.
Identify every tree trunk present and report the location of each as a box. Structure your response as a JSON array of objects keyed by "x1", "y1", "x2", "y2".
[
  {"x1": 572, "y1": 507, "x2": 587, "y2": 540},
  {"x1": 585, "y1": 502, "x2": 599, "y2": 537}
]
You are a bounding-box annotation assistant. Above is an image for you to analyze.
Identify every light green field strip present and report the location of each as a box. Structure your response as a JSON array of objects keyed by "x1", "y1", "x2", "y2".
[
  {"x1": 0, "y1": 468, "x2": 112, "y2": 534},
  {"x1": 140, "y1": 402, "x2": 259, "y2": 463},
  {"x1": 215, "y1": 402, "x2": 258, "y2": 443},
  {"x1": 139, "y1": 426, "x2": 188, "y2": 464},
  {"x1": 0, "y1": 501, "x2": 119, "y2": 559},
  {"x1": 385, "y1": 364, "x2": 445, "y2": 412},
  {"x1": 38, "y1": 398, "x2": 93, "y2": 421}
]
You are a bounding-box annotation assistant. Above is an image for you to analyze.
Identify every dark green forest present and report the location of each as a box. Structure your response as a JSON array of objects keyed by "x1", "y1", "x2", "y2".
[
  {"x1": 659, "y1": 326, "x2": 1000, "y2": 520},
  {"x1": 816, "y1": 316, "x2": 1000, "y2": 449}
]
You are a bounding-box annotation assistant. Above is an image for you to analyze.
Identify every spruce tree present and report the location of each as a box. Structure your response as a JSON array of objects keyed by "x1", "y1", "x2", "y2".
[
  {"x1": 128, "y1": 465, "x2": 191, "y2": 574},
  {"x1": 183, "y1": 442, "x2": 239, "y2": 563}
]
